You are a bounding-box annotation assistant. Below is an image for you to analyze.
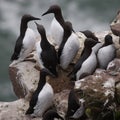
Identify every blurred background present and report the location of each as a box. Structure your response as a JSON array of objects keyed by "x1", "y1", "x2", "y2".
[{"x1": 0, "y1": 0, "x2": 119, "y2": 101}]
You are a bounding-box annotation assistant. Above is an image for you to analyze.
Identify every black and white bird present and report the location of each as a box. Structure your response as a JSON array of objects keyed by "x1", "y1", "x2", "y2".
[
  {"x1": 68, "y1": 38, "x2": 100, "y2": 80},
  {"x1": 76, "y1": 40, "x2": 102, "y2": 80},
  {"x1": 43, "y1": 109, "x2": 64, "y2": 120},
  {"x1": 66, "y1": 90, "x2": 80, "y2": 119},
  {"x1": 42, "y1": 5, "x2": 64, "y2": 47},
  {"x1": 80, "y1": 30, "x2": 98, "y2": 41},
  {"x1": 10, "y1": 14, "x2": 40, "y2": 65},
  {"x1": 97, "y1": 34, "x2": 116, "y2": 69},
  {"x1": 35, "y1": 23, "x2": 58, "y2": 77},
  {"x1": 66, "y1": 90, "x2": 85, "y2": 120},
  {"x1": 58, "y1": 21, "x2": 80, "y2": 69},
  {"x1": 26, "y1": 68, "x2": 54, "y2": 117}
]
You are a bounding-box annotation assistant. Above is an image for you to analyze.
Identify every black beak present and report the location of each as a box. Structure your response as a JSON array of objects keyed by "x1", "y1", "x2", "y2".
[
  {"x1": 34, "y1": 21, "x2": 39, "y2": 26},
  {"x1": 72, "y1": 28, "x2": 76, "y2": 33},
  {"x1": 42, "y1": 8, "x2": 51, "y2": 16},
  {"x1": 34, "y1": 17, "x2": 41, "y2": 20},
  {"x1": 42, "y1": 10, "x2": 50, "y2": 16}
]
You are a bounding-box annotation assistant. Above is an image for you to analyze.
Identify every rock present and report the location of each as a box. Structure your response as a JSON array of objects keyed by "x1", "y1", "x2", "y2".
[
  {"x1": 74, "y1": 59, "x2": 120, "y2": 120},
  {"x1": 110, "y1": 10, "x2": 120, "y2": 36},
  {"x1": 1, "y1": 31, "x2": 120, "y2": 120},
  {"x1": 9, "y1": 56, "x2": 39, "y2": 98}
]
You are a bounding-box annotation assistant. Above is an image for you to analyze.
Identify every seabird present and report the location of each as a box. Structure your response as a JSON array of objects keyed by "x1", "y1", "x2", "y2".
[
  {"x1": 26, "y1": 68, "x2": 54, "y2": 117},
  {"x1": 43, "y1": 109, "x2": 64, "y2": 120},
  {"x1": 35, "y1": 23, "x2": 58, "y2": 77},
  {"x1": 80, "y1": 30, "x2": 98, "y2": 41},
  {"x1": 42, "y1": 4, "x2": 64, "y2": 47},
  {"x1": 66, "y1": 90, "x2": 80, "y2": 119},
  {"x1": 58, "y1": 21, "x2": 80, "y2": 69},
  {"x1": 10, "y1": 14, "x2": 40, "y2": 65},
  {"x1": 68, "y1": 38, "x2": 100, "y2": 80},
  {"x1": 97, "y1": 34, "x2": 116, "y2": 69},
  {"x1": 76, "y1": 39, "x2": 101, "y2": 80}
]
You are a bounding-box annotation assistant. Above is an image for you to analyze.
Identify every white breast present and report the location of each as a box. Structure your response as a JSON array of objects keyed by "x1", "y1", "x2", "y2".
[
  {"x1": 97, "y1": 44, "x2": 116, "y2": 69},
  {"x1": 35, "y1": 41, "x2": 44, "y2": 68},
  {"x1": 76, "y1": 51, "x2": 97, "y2": 80},
  {"x1": 19, "y1": 28, "x2": 36, "y2": 60},
  {"x1": 32, "y1": 83, "x2": 54, "y2": 117},
  {"x1": 60, "y1": 32, "x2": 80, "y2": 69},
  {"x1": 50, "y1": 18, "x2": 64, "y2": 47}
]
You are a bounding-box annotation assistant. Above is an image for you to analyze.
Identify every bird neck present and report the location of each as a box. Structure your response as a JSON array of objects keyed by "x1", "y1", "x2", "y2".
[
  {"x1": 40, "y1": 32, "x2": 51, "y2": 50},
  {"x1": 58, "y1": 31, "x2": 71, "y2": 60},
  {"x1": 54, "y1": 12, "x2": 65, "y2": 27},
  {"x1": 20, "y1": 20, "x2": 28, "y2": 37},
  {"x1": 81, "y1": 47, "x2": 92, "y2": 58},
  {"x1": 36, "y1": 73, "x2": 46, "y2": 92}
]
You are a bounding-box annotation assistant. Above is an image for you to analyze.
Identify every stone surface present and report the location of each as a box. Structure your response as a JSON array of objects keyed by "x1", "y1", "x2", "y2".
[
  {"x1": 0, "y1": 31, "x2": 120, "y2": 120},
  {"x1": 110, "y1": 10, "x2": 120, "y2": 36},
  {"x1": 74, "y1": 59, "x2": 120, "y2": 120}
]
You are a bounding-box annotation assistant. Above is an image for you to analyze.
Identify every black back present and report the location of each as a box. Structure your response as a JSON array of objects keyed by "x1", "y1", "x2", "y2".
[
  {"x1": 68, "y1": 38, "x2": 99, "y2": 80},
  {"x1": 103, "y1": 34, "x2": 113, "y2": 47},
  {"x1": 66, "y1": 90, "x2": 80, "y2": 118},
  {"x1": 43, "y1": 109, "x2": 64, "y2": 120},
  {"x1": 35, "y1": 23, "x2": 58, "y2": 77},
  {"x1": 81, "y1": 30, "x2": 98, "y2": 41}
]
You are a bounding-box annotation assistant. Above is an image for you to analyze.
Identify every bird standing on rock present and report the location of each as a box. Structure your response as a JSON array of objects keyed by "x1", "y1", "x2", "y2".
[
  {"x1": 35, "y1": 23, "x2": 58, "y2": 77},
  {"x1": 43, "y1": 109, "x2": 64, "y2": 120},
  {"x1": 80, "y1": 30, "x2": 98, "y2": 41},
  {"x1": 10, "y1": 14, "x2": 40, "y2": 65},
  {"x1": 76, "y1": 40, "x2": 102, "y2": 80},
  {"x1": 97, "y1": 34, "x2": 116, "y2": 69},
  {"x1": 26, "y1": 68, "x2": 55, "y2": 117},
  {"x1": 68, "y1": 38, "x2": 100, "y2": 80},
  {"x1": 58, "y1": 21, "x2": 80, "y2": 70},
  {"x1": 66, "y1": 90, "x2": 85, "y2": 120},
  {"x1": 42, "y1": 4, "x2": 64, "y2": 48}
]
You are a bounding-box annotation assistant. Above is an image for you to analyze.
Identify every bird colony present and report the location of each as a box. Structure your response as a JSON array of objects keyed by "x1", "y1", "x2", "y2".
[{"x1": 10, "y1": 4, "x2": 117, "y2": 120}]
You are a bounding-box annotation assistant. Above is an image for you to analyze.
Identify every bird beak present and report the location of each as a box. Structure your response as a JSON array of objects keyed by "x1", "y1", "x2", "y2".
[
  {"x1": 42, "y1": 11, "x2": 49, "y2": 16},
  {"x1": 34, "y1": 21, "x2": 38, "y2": 26},
  {"x1": 32, "y1": 17, "x2": 41, "y2": 20},
  {"x1": 42, "y1": 9, "x2": 50, "y2": 16},
  {"x1": 72, "y1": 28, "x2": 76, "y2": 33}
]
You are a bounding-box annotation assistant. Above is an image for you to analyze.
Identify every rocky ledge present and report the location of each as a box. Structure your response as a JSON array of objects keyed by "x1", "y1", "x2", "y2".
[{"x1": 1, "y1": 13, "x2": 120, "y2": 120}]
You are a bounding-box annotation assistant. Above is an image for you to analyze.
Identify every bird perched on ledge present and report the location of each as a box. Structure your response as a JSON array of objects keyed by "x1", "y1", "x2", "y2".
[
  {"x1": 43, "y1": 109, "x2": 64, "y2": 120},
  {"x1": 26, "y1": 68, "x2": 55, "y2": 117},
  {"x1": 97, "y1": 34, "x2": 116, "y2": 69},
  {"x1": 42, "y1": 4, "x2": 64, "y2": 48},
  {"x1": 35, "y1": 23, "x2": 58, "y2": 77},
  {"x1": 10, "y1": 14, "x2": 40, "y2": 66}
]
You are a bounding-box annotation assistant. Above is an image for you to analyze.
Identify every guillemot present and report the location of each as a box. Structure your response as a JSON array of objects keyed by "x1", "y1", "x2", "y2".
[
  {"x1": 26, "y1": 68, "x2": 54, "y2": 117},
  {"x1": 42, "y1": 5, "x2": 64, "y2": 47},
  {"x1": 58, "y1": 21, "x2": 80, "y2": 69},
  {"x1": 10, "y1": 14, "x2": 40, "y2": 65},
  {"x1": 66, "y1": 90, "x2": 80, "y2": 119},
  {"x1": 76, "y1": 39, "x2": 101, "y2": 80},
  {"x1": 35, "y1": 22, "x2": 58, "y2": 77},
  {"x1": 97, "y1": 34, "x2": 116, "y2": 69},
  {"x1": 80, "y1": 30, "x2": 98, "y2": 41},
  {"x1": 43, "y1": 109, "x2": 64, "y2": 120},
  {"x1": 68, "y1": 38, "x2": 100, "y2": 80}
]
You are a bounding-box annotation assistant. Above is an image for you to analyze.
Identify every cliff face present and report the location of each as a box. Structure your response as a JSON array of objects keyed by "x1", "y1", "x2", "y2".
[{"x1": 1, "y1": 13, "x2": 120, "y2": 119}]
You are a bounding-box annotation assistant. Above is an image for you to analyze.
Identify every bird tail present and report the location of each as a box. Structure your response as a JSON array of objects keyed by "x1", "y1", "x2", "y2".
[
  {"x1": 10, "y1": 52, "x2": 19, "y2": 61},
  {"x1": 25, "y1": 107, "x2": 34, "y2": 115}
]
